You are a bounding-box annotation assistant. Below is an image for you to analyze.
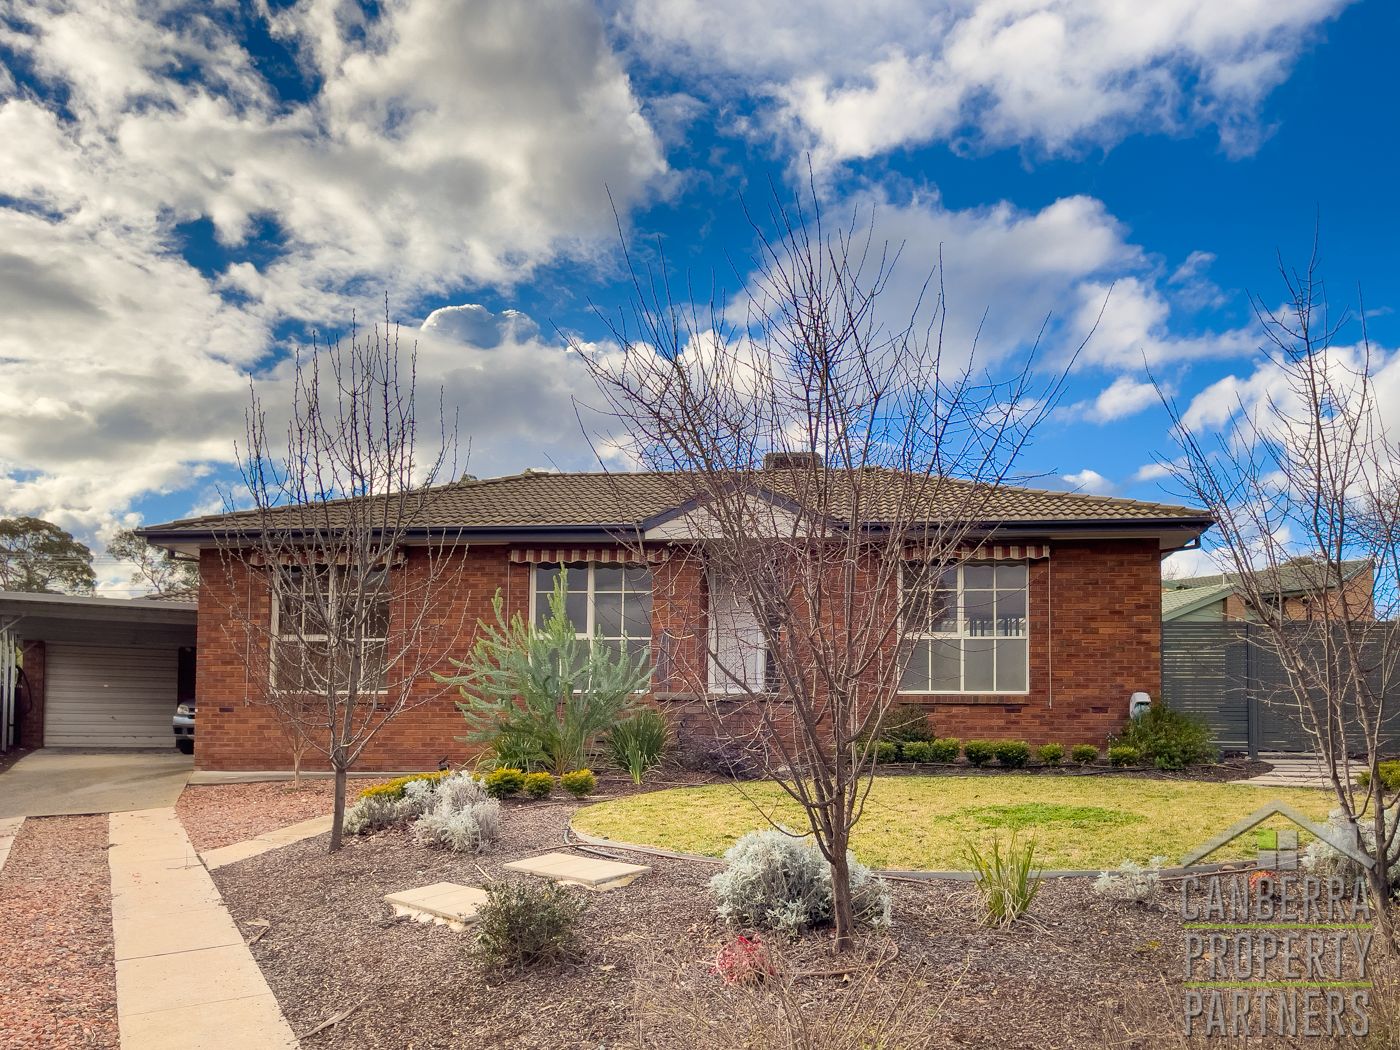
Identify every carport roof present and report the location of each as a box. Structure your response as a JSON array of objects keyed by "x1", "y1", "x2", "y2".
[{"x1": 0, "y1": 591, "x2": 196, "y2": 626}]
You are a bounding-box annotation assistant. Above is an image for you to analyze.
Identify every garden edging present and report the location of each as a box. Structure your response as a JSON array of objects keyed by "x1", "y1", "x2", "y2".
[{"x1": 564, "y1": 820, "x2": 1250, "y2": 881}]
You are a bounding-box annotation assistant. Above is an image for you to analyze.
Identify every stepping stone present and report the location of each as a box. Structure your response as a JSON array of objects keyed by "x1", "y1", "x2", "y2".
[
  {"x1": 502, "y1": 851, "x2": 651, "y2": 891},
  {"x1": 383, "y1": 882, "x2": 488, "y2": 932}
]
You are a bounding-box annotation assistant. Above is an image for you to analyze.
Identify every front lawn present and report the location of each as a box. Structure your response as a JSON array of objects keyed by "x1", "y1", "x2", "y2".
[{"x1": 571, "y1": 774, "x2": 1336, "y2": 869}]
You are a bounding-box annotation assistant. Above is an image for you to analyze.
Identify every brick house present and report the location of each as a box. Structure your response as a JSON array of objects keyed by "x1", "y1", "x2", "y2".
[
  {"x1": 139, "y1": 469, "x2": 1212, "y2": 772},
  {"x1": 1162, "y1": 558, "x2": 1375, "y2": 624}
]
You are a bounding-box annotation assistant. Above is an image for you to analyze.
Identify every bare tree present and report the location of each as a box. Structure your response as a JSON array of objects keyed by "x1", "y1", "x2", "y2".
[
  {"x1": 576, "y1": 195, "x2": 1070, "y2": 949},
  {"x1": 1161, "y1": 247, "x2": 1400, "y2": 915},
  {"x1": 214, "y1": 317, "x2": 469, "y2": 850}
]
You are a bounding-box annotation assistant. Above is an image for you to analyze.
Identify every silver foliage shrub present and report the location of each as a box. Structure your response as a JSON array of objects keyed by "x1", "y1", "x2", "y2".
[
  {"x1": 1303, "y1": 806, "x2": 1400, "y2": 886},
  {"x1": 709, "y1": 829, "x2": 891, "y2": 936},
  {"x1": 344, "y1": 793, "x2": 411, "y2": 836},
  {"x1": 411, "y1": 772, "x2": 501, "y2": 854},
  {"x1": 1093, "y1": 858, "x2": 1166, "y2": 903}
]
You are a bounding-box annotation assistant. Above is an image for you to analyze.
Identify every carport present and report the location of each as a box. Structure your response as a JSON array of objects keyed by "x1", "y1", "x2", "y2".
[{"x1": 0, "y1": 592, "x2": 197, "y2": 753}]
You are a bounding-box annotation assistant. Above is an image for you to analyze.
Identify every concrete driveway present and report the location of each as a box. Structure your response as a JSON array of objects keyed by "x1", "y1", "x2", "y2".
[{"x1": 0, "y1": 749, "x2": 193, "y2": 818}]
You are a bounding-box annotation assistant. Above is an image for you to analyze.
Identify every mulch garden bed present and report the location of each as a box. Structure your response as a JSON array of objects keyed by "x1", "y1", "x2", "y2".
[
  {"x1": 0, "y1": 815, "x2": 119, "y2": 1050},
  {"x1": 212, "y1": 795, "x2": 1205, "y2": 1049},
  {"x1": 872, "y1": 755, "x2": 1272, "y2": 783}
]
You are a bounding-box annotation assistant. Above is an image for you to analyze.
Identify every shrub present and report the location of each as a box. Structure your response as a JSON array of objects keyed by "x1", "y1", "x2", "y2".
[
  {"x1": 881, "y1": 703, "x2": 935, "y2": 745},
  {"x1": 900, "y1": 740, "x2": 934, "y2": 763},
  {"x1": 474, "y1": 881, "x2": 587, "y2": 970},
  {"x1": 523, "y1": 771, "x2": 555, "y2": 799},
  {"x1": 874, "y1": 740, "x2": 900, "y2": 763},
  {"x1": 1303, "y1": 806, "x2": 1400, "y2": 886},
  {"x1": 1037, "y1": 743, "x2": 1065, "y2": 767},
  {"x1": 356, "y1": 770, "x2": 449, "y2": 802},
  {"x1": 1093, "y1": 858, "x2": 1166, "y2": 903},
  {"x1": 1071, "y1": 744, "x2": 1100, "y2": 765},
  {"x1": 344, "y1": 794, "x2": 407, "y2": 836},
  {"x1": 443, "y1": 575, "x2": 648, "y2": 775},
  {"x1": 964, "y1": 740, "x2": 996, "y2": 768},
  {"x1": 1113, "y1": 704, "x2": 1216, "y2": 770},
  {"x1": 993, "y1": 740, "x2": 1030, "y2": 768},
  {"x1": 483, "y1": 766, "x2": 526, "y2": 798},
  {"x1": 346, "y1": 771, "x2": 452, "y2": 834},
  {"x1": 1108, "y1": 745, "x2": 1140, "y2": 767},
  {"x1": 1357, "y1": 761, "x2": 1400, "y2": 793},
  {"x1": 560, "y1": 769, "x2": 597, "y2": 798},
  {"x1": 489, "y1": 729, "x2": 547, "y2": 772},
  {"x1": 607, "y1": 708, "x2": 670, "y2": 785},
  {"x1": 411, "y1": 772, "x2": 501, "y2": 853},
  {"x1": 928, "y1": 738, "x2": 961, "y2": 763},
  {"x1": 709, "y1": 829, "x2": 890, "y2": 937},
  {"x1": 964, "y1": 832, "x2": 1042, "y2": 927}
]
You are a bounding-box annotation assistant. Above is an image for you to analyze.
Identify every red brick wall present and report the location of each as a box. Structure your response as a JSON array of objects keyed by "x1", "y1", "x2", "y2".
[
  {"x1": 194, "y1": 546, "x2": 525, "y2": 772},
  {"x1": 18, "y1": 640, "x2": 44, "y2": 748},
  {"x1": 193, "y1": 538, "x2": 1163, "y2": 770}
]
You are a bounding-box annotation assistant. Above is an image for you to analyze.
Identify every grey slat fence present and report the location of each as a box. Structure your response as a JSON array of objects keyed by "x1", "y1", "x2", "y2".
[{"x1": 1162, "y1": 621, "x2": 1400, "y2": 758}]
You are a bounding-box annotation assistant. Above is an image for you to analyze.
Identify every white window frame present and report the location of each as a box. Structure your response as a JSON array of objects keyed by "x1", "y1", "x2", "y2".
[
  {"x1": 899, "y1": 561, "x2": 1030, "y2": 695},
  {"x1": 528, "y1": 562, "x2": 653, "y2": 666},
  {"x1": 271, "y1": 565, "x2": 390, "y2": 695}
]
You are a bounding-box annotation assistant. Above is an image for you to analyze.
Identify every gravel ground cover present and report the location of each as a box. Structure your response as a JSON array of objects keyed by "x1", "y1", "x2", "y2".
[
  {"x1": 213, "y1": 796, "x2": 1205, "y2": 1049},
  {"x1": 0, "y1": 815, "x2": 119, "y2": 1050},
  {"x1": 177, "y1": 780, "x2": 355, "y2": 850}
]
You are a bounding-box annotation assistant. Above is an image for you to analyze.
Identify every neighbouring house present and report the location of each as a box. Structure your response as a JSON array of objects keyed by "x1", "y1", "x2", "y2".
[
  {"x1": 138, "y1": 468, "x2": 1212, "y2": 773},
  {"x1": 0, "y1": 591, "x2": 197, "y2": 753},
  {"x1": 1161, "y1": 558, "x2": 1374, "y2": 624}
]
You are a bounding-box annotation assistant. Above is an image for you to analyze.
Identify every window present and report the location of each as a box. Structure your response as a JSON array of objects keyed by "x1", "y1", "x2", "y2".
[
  {"x1": 708, "y1": 565, "x2": 779, "y2": 693},
  {"x1": 273, "y1": 565, "x2": 390, "y2": 693},
  {"x1": 531, "y1": 563, "x2": 653, "y2": 669},
  {"x1": 900, "y1": 562, "x2": 1028, "y2": 693}
]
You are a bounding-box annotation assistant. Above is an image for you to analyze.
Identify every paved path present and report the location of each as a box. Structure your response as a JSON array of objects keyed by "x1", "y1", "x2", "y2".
[
  {"x1": 109, "y1": 808, "x2": 298, "y2": 1050},
  {"x1": 0, "y1": 750, "x2": 192, "y2": 818},
  {"x1": 0, "y1": 815, "x2": 22, "y2": 875},
  {"x1": 202, "y1": 814, "x2": 334, "y2": 871},
  {"x1": 1234, "y1": 753, "x2": 1346, "y2": 788}
]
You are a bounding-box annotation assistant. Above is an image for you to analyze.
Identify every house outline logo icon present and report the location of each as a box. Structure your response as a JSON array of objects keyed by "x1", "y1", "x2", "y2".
[{"x1": 1180, "y1": 800, "x2": 1374, "y2": 870}]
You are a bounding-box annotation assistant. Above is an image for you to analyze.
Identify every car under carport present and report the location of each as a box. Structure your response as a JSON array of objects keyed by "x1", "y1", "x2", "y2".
[{"x1": 0, "y1": 591, "x2": 196, "y2": 753}]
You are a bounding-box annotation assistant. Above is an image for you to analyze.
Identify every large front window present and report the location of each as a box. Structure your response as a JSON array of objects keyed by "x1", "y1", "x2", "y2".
[
  {"x1": 901, "y1": 562, "x2": 1028, "y2": 693},
  {"x1": 531, "y1": 562, "x2": 653, "y2": 668},
  {"x1": 273, "y1": 565, "x2": 389, "y2": 693}
]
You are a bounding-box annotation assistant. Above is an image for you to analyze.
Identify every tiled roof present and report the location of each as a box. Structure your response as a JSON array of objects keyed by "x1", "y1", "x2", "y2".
[
  {"x1": 1166, "y1": 558, "x2": 1370, "y2": 597},
  {"x1": 139, "y1": 468, "x2": 1211, "y2": 537}
]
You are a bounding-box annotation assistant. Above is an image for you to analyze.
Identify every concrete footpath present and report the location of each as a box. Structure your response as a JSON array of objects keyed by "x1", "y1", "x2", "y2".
[{"x1": 109, "y1": 808, "x2": 298, "y2": 1049}]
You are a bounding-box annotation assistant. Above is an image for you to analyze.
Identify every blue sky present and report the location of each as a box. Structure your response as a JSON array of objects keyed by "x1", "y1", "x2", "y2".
[{"x1": 0, "y1": 0, "x2": 1394, "y2": 592}]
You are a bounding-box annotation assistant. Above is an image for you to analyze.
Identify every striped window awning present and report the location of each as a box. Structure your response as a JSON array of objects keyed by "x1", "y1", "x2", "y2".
[
  {"x1": 906, "y1": 543, "x2": 1050, "y2": 561},
  {"x1": 508, "y1": 547, "x2": 671, "y2": 566}
]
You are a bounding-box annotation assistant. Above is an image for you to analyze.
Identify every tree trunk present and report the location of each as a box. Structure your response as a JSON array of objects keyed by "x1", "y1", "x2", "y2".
[
  {"x1": 329, "y1": 758, "x2": 348, "y2": 852},
  {"x1": 828, "y1": 831, "x2": 855, "y2": 954}
]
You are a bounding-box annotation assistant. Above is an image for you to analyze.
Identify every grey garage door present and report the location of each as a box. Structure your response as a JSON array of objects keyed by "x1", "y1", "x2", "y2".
[{"x1": 44, "y1": 644, "x2": 177, "y2": 748}]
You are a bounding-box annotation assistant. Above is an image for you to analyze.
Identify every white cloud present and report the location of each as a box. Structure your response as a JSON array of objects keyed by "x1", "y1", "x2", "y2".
[
  {"x1": 1133, "y1": 461, "x2": 1176, "y2": 483},
  {"x1": 1076, "y1": 375, "x2": 1162, "y2": 423},
  {"x1": 619, "y1": 0, "x2": 1351, "y2": 164},
  {"x1": 1060, "y1": 468, "x2": 1114, "y2": 494},
  {"x1": 0, "y1": 0, "x2": 666, "y2": 534},
  {"x1": 750, "y1": 188, "x2": 1255, "y2": 375}
]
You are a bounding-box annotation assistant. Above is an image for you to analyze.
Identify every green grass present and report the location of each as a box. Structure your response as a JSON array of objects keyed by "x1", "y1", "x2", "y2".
[{"x1": 571, "y1": 775, "x2": 1336, "y2": 870}]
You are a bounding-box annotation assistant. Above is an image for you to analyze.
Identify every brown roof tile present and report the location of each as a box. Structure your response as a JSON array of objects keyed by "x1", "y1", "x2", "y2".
[{"x1": 139, "y1": 467, "x2": 1209, "y2": 540}]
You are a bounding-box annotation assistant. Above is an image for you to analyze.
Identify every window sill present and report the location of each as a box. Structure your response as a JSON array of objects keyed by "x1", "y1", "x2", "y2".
[{"x1": 898, "y1": 693, "x2": 1032, "y2": 706}]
